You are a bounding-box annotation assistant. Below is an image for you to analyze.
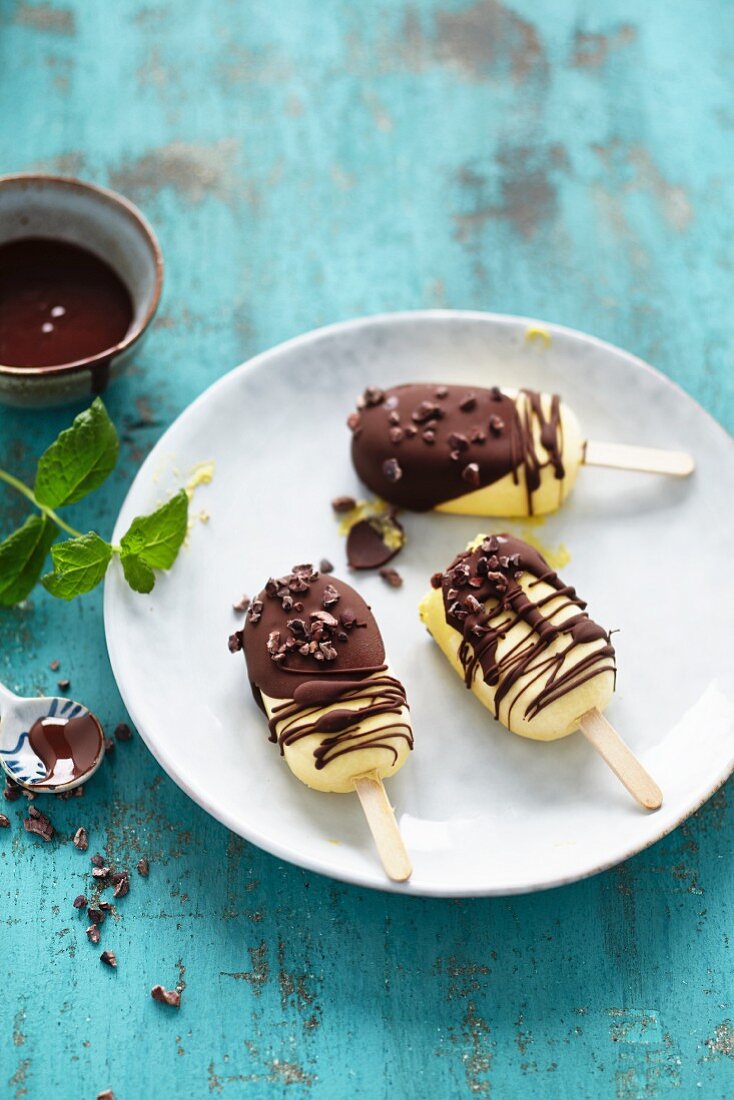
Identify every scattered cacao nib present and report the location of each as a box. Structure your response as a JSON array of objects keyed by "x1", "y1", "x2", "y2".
[
  {"x1": 232, "y1": 593, "x2": 250, "y2": 613},
  {"x1": 151, "y1": 984, "x2": 181, "y2": 1008},
  {"x1": 112, "y1": 872, "x2": 130, "y2": 899},
  {"x1": 388, "y1": 410, "x2": 400, "y2": 425},
  {"x1": 58, "y1": 679, "x2": 70, "y2": 691},
  {"x1": 92, "y1": 865, "x2": 111, "y2": 880},
  {"x1": 4, "y1": 779, "x2": 21, "y2": 802},
  {"x1": 459, "y1": 393, "x2": 477, "y2": 412},
  {"x1": 248, "y1": 599, "x2": 263, "y2": 625},
  {"x1": 412, "y1": 400, "x2": 443, "y2": 424},
  {"x1": 346, "y1": 514, "x2": 405, "y2": 571},
  {"x1": 104, "y1": 737, "x2": 115, "y2": 755},
  {"x1": 0, "y1": 813, "x2": 10, "y2": 828},
  {"x1": 137, "y1": 857, "x2": 150, "y2": 877},
  {"x1": 340, "y1": 609, "x2": 356, "y2": 630},
  {"x1": 319, "y1": 558, "x2": 334, "y2": 574},
  {"x1": 379, "y1": 567, "x2": 403, "y2": 588},
  {"x1": 228, "y1": 631, "x2": 243, "y2": 653},
  {"x1": 24, "y1": 805, "x2": 54, "y2": 842},
  {"x1": 430, "y1": 572, "x2": 444, "y2": 589},
  {"x1": 448, "y1": 432, "x2": 469, "y2": 452},
  {"x1": 462, "y1": 463, "x2": 481, "y2": 487},
  {"x1": 449, "y1": 450, "x2": 462, "y2": 462},
  {"x1": 59, "y1": 786, "x2": 84, "y2": 800},
  {"x1": 421, "y1": 429, "x2": 436, "y2": 445},
  {"x1": 100, "y1": 950, "x2": 117, "y2": 968},
  {"x1": 49, "y1": 659, "x2": 60, "y2": 671},
  {"x1": 86, "y1": 924, "x2": 101, "y2": 945},
  {"x1": 346, "y1": 411, "x2": 361, "y2": 432},
  {"x1": 435, "y1": 385, "x2": 449, "y2": 398},
  {"x1": 88, "y1": 907, "x2": 105, "y2": 925},
  {"x1": 362, "y1": 386, "x2": 385, "y2": 407},
  {"x1": 469, "y1": 426, "x2": 486, "y2": 444},
  {"x1": 321, "y1": 584, "x2": 340, "y2": 609},
  {"x1": 73, "y1": 895, "x2": 87, "y2": 909},
  {"x1": 97, "y1": 1091, "x2": 115, "y2": 1100},
  {"x1": 382, "y1": 458, "x2": 402, "y2": 482},
  {"x1": 114, "y1": 722, "x2": 132, "y2": 742},
  {"x1": 489, "y1": 385, "x2": 503, "y2": 401},
  {"x1": 388, "y1": 427, "x2": 404, "y2": 444},
  {"x1": 489, "y1": 415, "x2": 504, "y2": 435},
  {"x1": 404, "y1": 425, "x2": 417, "y2": 438},
  {"x1": 90, "y1": 852, "x2": 105, "y2": 867}
]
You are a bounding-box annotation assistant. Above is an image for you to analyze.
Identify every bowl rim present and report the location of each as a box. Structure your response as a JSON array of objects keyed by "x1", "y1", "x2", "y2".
[{"x1": 0, "y1": 173, "x2": 164, "y2": 378}]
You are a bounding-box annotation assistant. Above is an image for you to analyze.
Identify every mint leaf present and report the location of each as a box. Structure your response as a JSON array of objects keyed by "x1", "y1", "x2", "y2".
[
  {"x1": 41, "y1": 532, "x2": 113, "y2": 600},
  {"x1": 34, "y1": 398, "x2": 119, "y2": 509},
  {"x1": 120, "y1": 553, "x2": 155, "y2": 594},
  {"x1": 120, "y1": 489, "x2": 189, "y2": 570},
  {"x1": 0, "y1": 515, "x2": 57, "y2": 606}
]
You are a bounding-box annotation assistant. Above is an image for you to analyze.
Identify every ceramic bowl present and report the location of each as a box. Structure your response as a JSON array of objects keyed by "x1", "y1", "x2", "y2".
[{"x1": 0, "y1": 174, "x2": 163, "y2": 408}]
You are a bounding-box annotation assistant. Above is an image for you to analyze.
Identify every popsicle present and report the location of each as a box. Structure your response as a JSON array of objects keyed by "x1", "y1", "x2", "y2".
[
  {"x1": 229, "y1": 563, "x2": 413, "y2": 880},
  {"x1": 348, "y1": 383, "x2": 694, "y2": 516},
  {"x1": 419, "y1": 534, "x2": 662, "y2": 809}
]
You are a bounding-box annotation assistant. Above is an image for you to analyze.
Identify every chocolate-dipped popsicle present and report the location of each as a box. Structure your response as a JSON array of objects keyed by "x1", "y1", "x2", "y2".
[
  {"x1": 230, "y1": 564, "x2": 413, "y2": 880},
  {"x1": 419, "y1": 535, "x2": 662, "y2": 809},
  {"x1": 348, "y1": 383, "x2": 693, "y2": 516}
]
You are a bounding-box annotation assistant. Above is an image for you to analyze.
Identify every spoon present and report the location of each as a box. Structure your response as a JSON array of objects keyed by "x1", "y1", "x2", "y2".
[{"x1": 0, "y1": 679, "x2": 105, "y2": 794}]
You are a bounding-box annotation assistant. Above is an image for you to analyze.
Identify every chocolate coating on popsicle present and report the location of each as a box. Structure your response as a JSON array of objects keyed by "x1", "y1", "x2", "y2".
[
  {"x1": 349, "y1": 383, "x2": 565, "y2": 512},
  {"x1": 431, "y1": 535, "x2": 615, "y2": 726},
  {"x1": 232, "y1": 565, "x2": 412, "y2": 770}
]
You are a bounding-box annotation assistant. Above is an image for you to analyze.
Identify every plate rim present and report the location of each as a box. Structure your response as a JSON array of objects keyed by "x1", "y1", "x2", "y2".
[{"x1": 103, "y1": 308, "x2": 734, "y2": 897}]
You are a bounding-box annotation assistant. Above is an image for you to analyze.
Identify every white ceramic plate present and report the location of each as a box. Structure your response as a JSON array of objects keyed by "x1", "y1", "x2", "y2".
[{"x1": 104, "y1": 312, "x2": 734, "y2": 896}]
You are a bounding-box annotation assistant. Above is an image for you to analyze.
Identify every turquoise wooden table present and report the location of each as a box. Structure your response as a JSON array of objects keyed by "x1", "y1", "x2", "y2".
[{"x1": 1, "y1": 2, "x2": 733, "y2": 1097}]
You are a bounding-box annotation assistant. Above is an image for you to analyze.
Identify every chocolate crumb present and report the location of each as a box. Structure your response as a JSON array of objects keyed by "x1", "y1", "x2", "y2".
[
  {"x1": 228, "y1": 631, "x2": 243, "y2": 653},
  {"x1": 0, "y1": 813, "x2": 10, "y2": 828},
  {"x1": 137, "y1": 857, "x2": 150, "y2": 877},
  {"x1": 73, "y1": 827, "x2": 89, "y2": 851},
  {"x1": 99, "y1": 900, "x2": 113, "y2": 912},
  {"x1": 462, "y1": 463, "x2": 481, "y2": 487},
  {"x1": 319, "y1": 558, "x2": 334, "y2": 574},
  {"x1": 3, "y1": 779, "x2": 21, "y2": 802},
  {"x1": 57, "y1": 679, "x2": 70, "y2": 691},
  {"x1": 379, "y1": 567, "x2": 403, "y2": 588},
  {"x1": 151, "y1": 984, "x2": 181, "y2": 1008},
  {"x1": 73, "y1": 894, "x2": 87, "y2": 909},
  {"x1": 97, "y1": 1091, "x2": 115, "y2": 1100},
  {"x1": 100, "y1": 950, "x2": 117, "y2": 968},
  {"x1": 430, "y1": 572, "x2": 444, "y2": 589},
  {"x1": 331, "y1": 495, "x2": 357, "y2": 513},
  {"x1": 24, "y1": 805, "x2": 54, "y2": 841},
  {"x1": 59, "y1": 786, "x2": 84, "y2": 800},
  {"x1": 114, "y1": 722, "x2": 132, "y2": 742},
  {"x1": 86, "y1": 924, "x2": 101, "y2": 945},
  {"x1": 90, "y1": 852, "x2": 104, "y2": 867},
  {"x1": 232, "y1": 593, "x2": 250, "y2": 613},
  {"x1": 49, "y1": 659, "x2": 60, "y2": 671},
  {"x1": 112, "y1": 873, "x2": 130, "y2": 899},
  {"x1": 104, "y1": 737, "x2": 115, "y2": 755},
  {"x1": 88, "y1": 907, "x2": 105, "y2": 925}
]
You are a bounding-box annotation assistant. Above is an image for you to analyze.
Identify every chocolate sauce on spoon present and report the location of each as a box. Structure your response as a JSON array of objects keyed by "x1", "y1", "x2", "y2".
[{"x1": 28, "y1": 712, "x2": 104, "y2": 786}]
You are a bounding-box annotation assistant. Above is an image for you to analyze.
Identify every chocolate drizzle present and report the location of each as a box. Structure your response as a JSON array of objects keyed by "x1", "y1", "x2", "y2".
[
  {"x1": 237, "y1": 566, "x2": 412, "y2": 770},
  {"x1": 433, "y1": 535, "x2": 616, "y2": 726},
  {"x1": 349, "y1": 383, "x2": 566, "y2": 512},
  {"x1": 28, "y1": 712, "x2": 104, "y2": 786}
]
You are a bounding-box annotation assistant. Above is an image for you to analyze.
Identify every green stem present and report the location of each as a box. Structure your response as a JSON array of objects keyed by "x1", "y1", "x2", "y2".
[{"x1": 0, "y1": 467, "x2": 84, "y2": 539}]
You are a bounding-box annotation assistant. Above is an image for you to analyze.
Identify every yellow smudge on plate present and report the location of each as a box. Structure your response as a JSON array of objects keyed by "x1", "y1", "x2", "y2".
[
  {"x1": 186, "y1": 460, "x2": 215, "y2": 497},
  {"x1": 525, "y1": 325, "x2": 551, "y2": 348}
]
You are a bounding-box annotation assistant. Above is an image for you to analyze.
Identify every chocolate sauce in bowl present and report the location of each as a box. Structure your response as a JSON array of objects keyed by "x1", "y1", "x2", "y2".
[
  {"x1": 0, "y1": 238, "x2": 133, "y2": 368},
  {"x1": 28, "y1": 712, "x2": 104, "y2": 786}
]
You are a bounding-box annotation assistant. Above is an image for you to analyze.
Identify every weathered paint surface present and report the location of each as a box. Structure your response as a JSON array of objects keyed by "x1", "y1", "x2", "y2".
[{"x1": 1, "y1": 1, "x2": 733, "y2": 1096}]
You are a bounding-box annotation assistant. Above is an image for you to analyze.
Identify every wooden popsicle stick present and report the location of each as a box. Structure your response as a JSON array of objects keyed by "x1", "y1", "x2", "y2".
[
  {"x1": 578, "y1": 708, "x2": 663, "y2": 811},
  {"x1": 353, "y1": 773, "x2": 412, "y2": 882},
  {"x1": 584, "y1": 440, "x2": 694, "y2": 477}
]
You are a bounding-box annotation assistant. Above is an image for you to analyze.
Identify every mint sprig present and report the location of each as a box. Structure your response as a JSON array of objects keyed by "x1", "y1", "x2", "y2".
[{"x1": 0, "y1": 399, "x2": 191, "y2": 606}]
